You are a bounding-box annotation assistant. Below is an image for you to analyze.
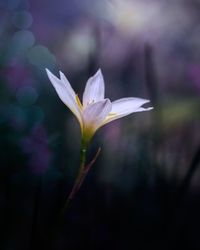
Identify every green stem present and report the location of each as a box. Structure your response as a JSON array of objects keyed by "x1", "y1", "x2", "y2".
[
  {"x1": 47, "y1": 136, "x2": 96, "y2": 249},
  {"x1": 61, "y1": 136, "x2": 88, "y2": 213}
]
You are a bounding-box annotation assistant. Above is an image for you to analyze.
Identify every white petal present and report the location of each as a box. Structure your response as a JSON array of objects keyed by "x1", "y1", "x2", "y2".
[
  {"x1": 83, "y1": 99, "x2": 112, "y2": 132},
  {"x1": 59, "y1": 71, "x2": 76, "y2": 98},
  {"x1": 103, "y1": 97, "x2": 153, "y2": 125},
  {"x1": 46, "y1": 69, "x2": 82, "y2": 126},
  {"x1": 82, "y1": 69, "x2": 105, "y2": 108},
  {"x1": 135, "y1": 107, "x2": 154, "y2": 112}
]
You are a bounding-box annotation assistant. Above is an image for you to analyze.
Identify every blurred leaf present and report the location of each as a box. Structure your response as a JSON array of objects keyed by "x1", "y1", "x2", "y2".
[{"x1": 162, "y1": 98, "x2": 200, "y2": 130}]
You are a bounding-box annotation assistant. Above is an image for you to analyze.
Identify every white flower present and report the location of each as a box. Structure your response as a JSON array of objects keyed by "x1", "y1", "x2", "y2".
[{"x1": 46, "y1": 69, "x2": 153, "y2": 141}]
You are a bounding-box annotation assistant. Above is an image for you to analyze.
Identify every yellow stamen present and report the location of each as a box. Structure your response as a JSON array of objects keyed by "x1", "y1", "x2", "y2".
[
  {"x1": 76, "y1": 94, "x2": 83, "y2": 110},
  {"x1": 104, "y1": 112, "x2": 117, "y2": 123},
  {"x1": 108, "y1": 112, "x2": 117, "y2": 116}
]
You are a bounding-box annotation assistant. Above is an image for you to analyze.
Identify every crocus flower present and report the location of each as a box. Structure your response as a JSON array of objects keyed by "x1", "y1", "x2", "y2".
[
  {"x1": 46, "y1": 68, "x2": 153, "y2": 209},
  {"x1": 46, "y1": 69, "x2": 152, "y2": 143}
]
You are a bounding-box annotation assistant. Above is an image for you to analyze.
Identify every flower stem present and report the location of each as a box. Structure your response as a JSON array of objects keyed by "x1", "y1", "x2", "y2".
[
  {"x1": 47, "y1": 136, "x2": 100, "y2": 249},
  {"x1": 61, "y1": 136, "x2": 88, "y2": 213}
]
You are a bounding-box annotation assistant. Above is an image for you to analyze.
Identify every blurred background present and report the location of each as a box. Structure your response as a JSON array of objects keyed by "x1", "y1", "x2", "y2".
[{"x1": 1, "y1": 0, "x2": 200, "y2": 249}]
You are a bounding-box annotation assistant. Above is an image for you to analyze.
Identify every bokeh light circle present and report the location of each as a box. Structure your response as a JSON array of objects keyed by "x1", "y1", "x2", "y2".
[
  {"x1": 12, "y1": 10, "x2": 33, "y2": 29},
  {"x1": 11, "y1": 30, "x2": 35, "y2": 54},
  {"x1": 27, "y1": 45, "x2": 56, "y2": 69}
]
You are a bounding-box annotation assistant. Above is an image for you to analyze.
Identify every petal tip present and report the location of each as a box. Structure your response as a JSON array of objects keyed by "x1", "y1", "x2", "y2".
[
  {"x1": 45, "y1": 68, "x2": 51, "y2": 75},
  {"x1": 59, "y1": 70, "x2": 64, "y2": 78},
  {"x1": 139, "y1": 98, "x2": 150, "y2": 104},
  {"x1": 138, "y1": 106, "x2": 154, "y2": 112},
  {"x1": 97, "y1": 68, "x2": 102, "y2": 73},
  {"x1": 104, "y1": 98, "x2": 111, "y2": 105},
  {"x1": 46, "y1": 68, "x2": 55, "y2": 78},
  {"x1": 94, "y1": 68, "x2": 103, "y2": 78}
]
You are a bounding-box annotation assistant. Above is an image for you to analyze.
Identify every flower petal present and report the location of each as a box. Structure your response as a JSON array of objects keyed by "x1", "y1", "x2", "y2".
[
  {"x1": 83, "y1": 99, "x2": 112, "y2": 133},
  {"x1": 59, "y1": 71, "x2": 76, "y2": 98},
  {"x1": 135, "y1": 107, "x2": 154, "y2": 112},
  {"x1": 82, "y1": 69, "x2": 105, "y2": 108},
  {"x1": 46, "y1": 69, "x2": 82, "y2": 127},
  {"x1": 103, "y1": 97, "x2": 153, "y2": 125}
]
